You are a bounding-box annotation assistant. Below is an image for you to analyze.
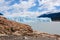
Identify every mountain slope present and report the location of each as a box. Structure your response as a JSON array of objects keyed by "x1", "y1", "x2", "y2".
[{"x1": 38, "y1": 12, "x2": 60, "y2": 21}]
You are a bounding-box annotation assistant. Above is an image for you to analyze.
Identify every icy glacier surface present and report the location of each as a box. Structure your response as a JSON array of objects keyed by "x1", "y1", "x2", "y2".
[{"x1": 4, "y1": 16, "x2": 52, "y2": 23}]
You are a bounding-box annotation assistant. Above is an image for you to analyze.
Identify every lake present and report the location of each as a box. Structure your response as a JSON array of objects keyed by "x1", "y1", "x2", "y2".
[{"x1": 24, "y1": 22, "x2": 60, "y2": 34}]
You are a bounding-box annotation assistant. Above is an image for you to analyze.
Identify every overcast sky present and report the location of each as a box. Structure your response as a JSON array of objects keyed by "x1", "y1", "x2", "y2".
[{"x1": 0, "y1": 0, "x2": 60, "y2": 17}]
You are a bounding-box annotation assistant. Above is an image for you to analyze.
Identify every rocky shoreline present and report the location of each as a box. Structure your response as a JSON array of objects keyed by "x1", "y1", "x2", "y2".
[
  {"x1": 0, "y1": 16, "x2": 60, "y2": 40},
  {"x1": 0, "y1": 33, "x2": 60, "y2": 40}
]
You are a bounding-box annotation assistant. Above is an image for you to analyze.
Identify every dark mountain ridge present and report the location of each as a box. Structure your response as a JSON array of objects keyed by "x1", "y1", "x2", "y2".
[{"x1": 38, "y1": 12, "x2": 60, "y2": 21}]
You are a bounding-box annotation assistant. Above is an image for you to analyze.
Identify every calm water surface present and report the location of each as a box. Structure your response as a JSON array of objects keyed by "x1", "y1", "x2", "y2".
[{"x1": 24, "y1": 22, "x2": 60, "y2": 34}]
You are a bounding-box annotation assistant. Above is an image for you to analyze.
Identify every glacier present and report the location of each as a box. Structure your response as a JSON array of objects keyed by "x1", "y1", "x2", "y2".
[{"x1": 4, "y1": 16, "x2": 52, "y2": 23}]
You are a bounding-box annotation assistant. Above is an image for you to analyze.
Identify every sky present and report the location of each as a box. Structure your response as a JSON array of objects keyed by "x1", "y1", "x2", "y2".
[{"x1": 0, "y1": 0, "x2": 60, "y2": 17}]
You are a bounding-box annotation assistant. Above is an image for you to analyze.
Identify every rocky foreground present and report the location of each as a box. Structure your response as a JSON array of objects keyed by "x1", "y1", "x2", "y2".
[{"x1": 0, "y1": 16, "x2": 60, "y2": 40}]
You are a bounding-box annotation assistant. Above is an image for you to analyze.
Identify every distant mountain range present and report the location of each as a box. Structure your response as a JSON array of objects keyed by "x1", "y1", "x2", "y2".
[{"x1": 38, "y1": 12, "x2": 60, "y2": 21}]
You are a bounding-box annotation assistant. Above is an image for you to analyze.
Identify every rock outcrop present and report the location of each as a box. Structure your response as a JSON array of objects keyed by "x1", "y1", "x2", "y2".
[{"x1": 0, "y1": 16, "x2": 33, "y2": 35}]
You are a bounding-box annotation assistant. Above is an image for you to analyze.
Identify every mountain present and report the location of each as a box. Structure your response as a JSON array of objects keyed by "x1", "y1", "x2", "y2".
[{"x1": 38, "y1": 12, "x2": 60, "y2": 21}]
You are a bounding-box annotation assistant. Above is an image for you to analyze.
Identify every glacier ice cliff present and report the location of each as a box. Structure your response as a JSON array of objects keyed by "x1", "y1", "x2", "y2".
[{"x1": 4, "y1": 16, "x2": 51, "y2": 23}]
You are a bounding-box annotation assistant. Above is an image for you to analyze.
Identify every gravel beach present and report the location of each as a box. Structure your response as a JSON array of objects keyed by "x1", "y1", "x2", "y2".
[{"x1": 0, "y1": 35, "x2": 59, "y2": 40}]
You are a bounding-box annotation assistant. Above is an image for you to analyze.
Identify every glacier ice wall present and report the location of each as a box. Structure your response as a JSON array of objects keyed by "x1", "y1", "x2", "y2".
[{"x1": 4, "y1": 16, "x2": 52, "y2": 23}]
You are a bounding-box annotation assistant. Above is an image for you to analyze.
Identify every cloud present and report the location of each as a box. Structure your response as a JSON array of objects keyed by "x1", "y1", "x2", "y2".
[
  {"x1": 38, "y1": 0, "x2": 60, "y2": 13},
  {"x1": 0, "y1": 0, "x2": 60, "y2": 17},
  {"x1": 2, "y1": 0, "x2": 38, "y2": 17},
  {"x1": 0, "y1": 0, "x2": 13, "y2": 12}
]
